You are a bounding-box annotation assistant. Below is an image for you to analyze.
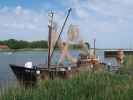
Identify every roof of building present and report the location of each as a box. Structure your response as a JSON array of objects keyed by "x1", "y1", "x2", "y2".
[{"x1": 0, "y1": 45, "x2": 9, "y2": 49}]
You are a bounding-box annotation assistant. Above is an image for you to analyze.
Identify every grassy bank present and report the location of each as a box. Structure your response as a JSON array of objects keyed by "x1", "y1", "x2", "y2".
[{"x1": 1, "y1": 72, "x2": 133, "y2": 100}]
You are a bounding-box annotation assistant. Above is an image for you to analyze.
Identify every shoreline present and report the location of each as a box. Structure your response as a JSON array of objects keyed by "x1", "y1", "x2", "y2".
[
  {"x1": 0, "y1": 48, "x2": 81, "y2": 52},
  {"x1": 0, "y1": 48, "x2": 124, "y2": 52},
  {"x1": 0, "y1": 48, "x2": 48, "y2": 52}
]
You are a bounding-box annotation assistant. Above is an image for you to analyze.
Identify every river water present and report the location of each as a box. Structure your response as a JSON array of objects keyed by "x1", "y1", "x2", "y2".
[{"x1": 0, "y1": 50, "x2": 104, "y2": 87}]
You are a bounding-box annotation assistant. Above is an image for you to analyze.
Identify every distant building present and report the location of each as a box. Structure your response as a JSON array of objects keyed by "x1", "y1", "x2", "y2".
[{"x1": 0, "y1": 45, "x2": 9, "y2": 49}]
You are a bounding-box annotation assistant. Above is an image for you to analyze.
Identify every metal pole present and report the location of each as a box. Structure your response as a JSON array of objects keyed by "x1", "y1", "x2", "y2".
[
  {"x1": 48, "y1": 11, "x2": 54, "y2": 78},
  {"x1": 94, "y1": 39, "x2": 96, "y2": 56}
]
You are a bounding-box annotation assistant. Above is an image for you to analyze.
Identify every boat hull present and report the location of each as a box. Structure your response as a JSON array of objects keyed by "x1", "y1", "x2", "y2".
[
  {"x1": 10, "y1": 62, "x2": 106, "y2": 86},
  {"x1": 9, "y1": 64, "x2": 78, "y2": 86},
  {"x1": 10, "y1": 64, "x2": 40, "y2": 86}
]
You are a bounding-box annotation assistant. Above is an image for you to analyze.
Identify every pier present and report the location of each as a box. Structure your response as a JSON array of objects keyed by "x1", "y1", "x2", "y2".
[{"x1": 104, "y1": 49, "x2": 133, "y2": 57}]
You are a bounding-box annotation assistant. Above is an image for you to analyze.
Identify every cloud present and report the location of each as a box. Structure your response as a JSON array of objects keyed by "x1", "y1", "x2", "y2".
[
  {"x1": 56, "y1": 0, "x2": 133, "y2": 48},
  {"x1": 0, "y1": 0, "x2": 133, "y2": 48},
  {"x1": 0, "y1": 5, "x2": 68, "y2": 41},
  {"x1": 0, "y1": 6, "x2": 49, "y2": 40}
]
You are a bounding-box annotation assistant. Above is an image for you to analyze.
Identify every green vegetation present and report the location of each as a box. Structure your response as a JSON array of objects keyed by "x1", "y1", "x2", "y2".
[
  {"x1": 0, "y1": 39, "x2": 89, "y2": 50},
  {"x1": 117, "y1": 55, "x2": 133, "y2": 75},
  {"x1": 0, "y1": 39, "x2": 48, "y2": 49},
  {"x1": 1, "y1": 71, "x2": 133, "y2": 100}
]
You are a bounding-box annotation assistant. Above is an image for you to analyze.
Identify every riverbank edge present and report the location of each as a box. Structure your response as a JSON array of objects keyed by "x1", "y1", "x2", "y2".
[
  {"x1": 0, "y1": 48, "x2": 107, "y2": 52},
  {"x1": 0, "y1": 48, "x2": 48, "y2": 52}
]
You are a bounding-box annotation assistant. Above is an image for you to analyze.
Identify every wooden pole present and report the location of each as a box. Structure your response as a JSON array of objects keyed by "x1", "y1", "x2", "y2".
[{"x1": 48, "y1": 12, "x2": 54, "y2": 78}]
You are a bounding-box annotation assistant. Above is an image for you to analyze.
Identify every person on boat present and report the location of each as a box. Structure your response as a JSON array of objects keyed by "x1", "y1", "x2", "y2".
[
  {"x1": 24, "y1": 58, "x2": 33, "y2": 68},
  {"x1": 25, "y1": 61, "x2": 33, "y2": 68}
]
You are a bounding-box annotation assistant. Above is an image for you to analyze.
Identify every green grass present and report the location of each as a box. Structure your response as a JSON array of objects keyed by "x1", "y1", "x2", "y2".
[
  {"x1": 123, "y1": 55, "x2": 133, "y2": 68},
  {"x1": 1, "y1": 72, "x2": 133, "y2": 100}
]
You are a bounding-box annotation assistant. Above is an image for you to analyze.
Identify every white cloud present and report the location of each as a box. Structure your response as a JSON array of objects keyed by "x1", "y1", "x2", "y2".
[
  {"x1": 0, "y1": 6, "x2": 49, "y2": 40},
  {"x1": 1, "y1": 0, "x2": 133, "y2": 48},
  {"x1": 57, "y1": 0, "x2": 133, "y2": 48}
]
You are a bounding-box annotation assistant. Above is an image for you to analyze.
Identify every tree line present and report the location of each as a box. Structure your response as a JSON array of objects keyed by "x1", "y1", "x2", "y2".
[
  {"x1": 0, "y1": 39, "x2": 48, "y2": 49},
  {"x1": 0, "y1": 39, "x2": 89, "y2": 49}
]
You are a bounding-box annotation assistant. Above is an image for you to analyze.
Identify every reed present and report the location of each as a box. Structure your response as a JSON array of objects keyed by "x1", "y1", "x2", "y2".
[
  {"x1": 1, "y1": 71, "x2": 133, "y2": 100},
  {"x1": 117, "y1": 55, "x2": 133, "y2": 75}
]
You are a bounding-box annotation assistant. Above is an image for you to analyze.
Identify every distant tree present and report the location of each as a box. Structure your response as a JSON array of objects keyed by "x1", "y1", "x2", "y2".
[
  {"x1": 0, "y1": 39, "x2": 90, "y2": 50},
  {"x1": 6, "y1": 39, "x2": 20, "y2": 49},
  {"x1": 0, "y1": 39, "x2": 48, "y2": 49},
  {"x1": 29, "y1": 40, "x2": 48, "y2": 48}
]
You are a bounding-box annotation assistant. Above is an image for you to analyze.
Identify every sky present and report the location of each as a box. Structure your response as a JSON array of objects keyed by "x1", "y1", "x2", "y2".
[{"x1": 0, "y1": 0, "x2": 133, "y2": 48}]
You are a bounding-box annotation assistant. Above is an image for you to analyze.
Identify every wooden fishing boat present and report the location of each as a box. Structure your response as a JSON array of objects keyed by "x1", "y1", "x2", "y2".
[
  {"x1": 10, "y1": 63, "x2": 82, "y2": 86},
  {"x1": 9, "y1": 8, "x2": 105, "y2": 86},
  {"x1": 9, "y1": 57, "x2": 104, "y2": 86},
  {"x1": 9, "y1": 54, "x2": 105, "y2": 86}
]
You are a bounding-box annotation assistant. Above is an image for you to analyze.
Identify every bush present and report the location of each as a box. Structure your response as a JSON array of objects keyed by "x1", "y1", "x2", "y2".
[{"x1": 117, "y1": 55, "x2": 133, "y2": 75}]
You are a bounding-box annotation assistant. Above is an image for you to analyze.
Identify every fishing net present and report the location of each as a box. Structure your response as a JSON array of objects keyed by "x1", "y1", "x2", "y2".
[
  {"x1": 79, "y1": 40, "x2": 89, "y2": 55},
  {"x1": 67, "y1": 24, "x2": 79, "y2": 42},
  {"x1": 58, "y1": 42, "x2": 77, "y2": 65},
  {"x1": 50, "y1": 22, "x2": 59, "y2": 56},
  {"x1": 67, "y1": 24, "x2": 89, "y2": 55}
]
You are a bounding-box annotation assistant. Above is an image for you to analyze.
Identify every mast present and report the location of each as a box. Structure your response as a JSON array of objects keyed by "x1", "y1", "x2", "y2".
[
  {"x1": 93, "y1": 32, "x2": 96, "y2": 57},
  {"x1": 48, "y1": 11, "x2": 54, "y2": 73}
]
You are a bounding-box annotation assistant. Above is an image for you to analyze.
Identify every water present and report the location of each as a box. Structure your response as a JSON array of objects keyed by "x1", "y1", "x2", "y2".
[
  {"x1": 0, "y1": 50, "x2": 104, "y2": 87},
  {"x1": 0, "y1": 51, "x2": 80, "y2": 87}
]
